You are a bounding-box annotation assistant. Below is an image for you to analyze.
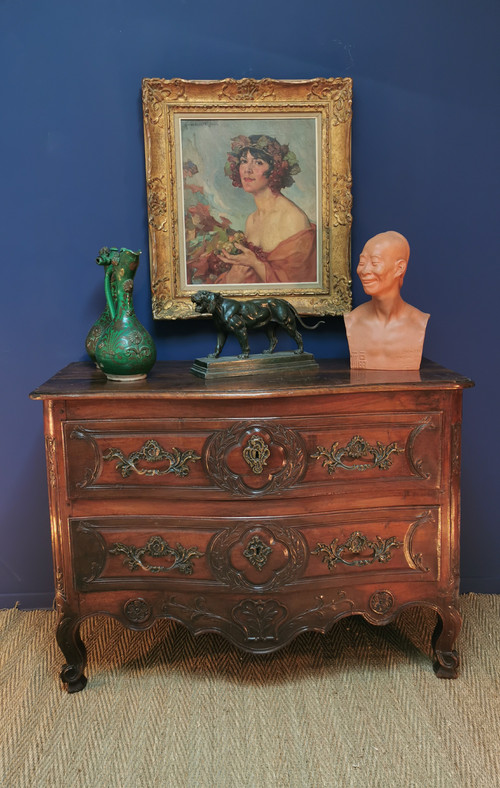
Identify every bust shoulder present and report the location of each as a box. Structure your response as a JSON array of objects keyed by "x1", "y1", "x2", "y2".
[{"x1": 401, "y1": 302, "x2": 430, "y2": 331}]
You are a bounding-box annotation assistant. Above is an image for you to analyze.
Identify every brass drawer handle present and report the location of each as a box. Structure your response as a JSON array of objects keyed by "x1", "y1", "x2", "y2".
[
  {"x1": 311, "y1": 435, "x2": 403, "y2": 474},
  {"x1": 312, "y1": 531, "x2": 402, "y2": 572},
  {"x1": 103, "y1": 439, "x2": 201, "y2": 478},
  {"x1": 110, "y1": 536, "x2": 204, "y2": 575}
]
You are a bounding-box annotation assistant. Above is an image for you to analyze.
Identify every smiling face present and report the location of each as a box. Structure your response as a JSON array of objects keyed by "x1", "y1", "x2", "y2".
[
  {"x1": 239, "y1": 149, "x2": 272, "y2": 194},
  {"x1": 357, "y1": 234, "x2": 408, "y2": 298}
]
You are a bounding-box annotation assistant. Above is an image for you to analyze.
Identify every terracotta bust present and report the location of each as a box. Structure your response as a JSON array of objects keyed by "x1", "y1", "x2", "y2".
[{"x1": 344, "y1": 231, "x2": 429, "y2": 370}]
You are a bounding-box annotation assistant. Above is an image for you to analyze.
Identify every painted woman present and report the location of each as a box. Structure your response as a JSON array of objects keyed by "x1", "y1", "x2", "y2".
[{"x1": 216, "y1": 134, "x2": 317, "y2": 285}]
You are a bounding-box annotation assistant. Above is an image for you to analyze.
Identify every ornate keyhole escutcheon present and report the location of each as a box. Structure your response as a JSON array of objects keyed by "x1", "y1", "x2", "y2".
[
  {"x1": 208, "y1": 524, "x2": 307, "y2": 591},
  {"x1": 243, "y1": 535, "x2": 272, "y2": 571},
  {"x1": 243, "y1": 435, "x2": 271, "y2": 474},
  {"x1": 203, "y1": 421, "x2": 306, "y2": 496}
]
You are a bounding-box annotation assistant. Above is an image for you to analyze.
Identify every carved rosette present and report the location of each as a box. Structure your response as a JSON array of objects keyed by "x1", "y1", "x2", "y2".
[
  {"x1": 124, "y1": 598, "x2": 152, "y2": 624},
  {"x1": 204, "y1": 422, "x2": 306, "y2": 496},
  {"x1": 369, "y1": 591, "x2": 394, "y2": 616},
  {"x1": 208, "y1": 524, "x2": 308, "y2": 591}
]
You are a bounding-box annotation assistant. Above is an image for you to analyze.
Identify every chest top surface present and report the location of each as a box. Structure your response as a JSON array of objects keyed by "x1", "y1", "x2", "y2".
[{"x1": 30, "y1": 359, "x2": 474, "y2": 402}]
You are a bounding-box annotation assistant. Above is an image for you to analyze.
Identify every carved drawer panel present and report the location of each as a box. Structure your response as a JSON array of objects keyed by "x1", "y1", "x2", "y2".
[
  {"x1": 64, "y1": 413, "x2": 442, "y2": 498},
  {"x1": 302, "y1": 507, "x2": 440, "y2": 581},
  {"x1": 64, "y1": 411, "x2": 442, "y2": 500},
  {"x1": 303, "y1": 412, "x2": 443, "y2": 489},
  {"x1": 70, "y1": 506, "x2": 439, "y2": 594},
  {"x1": 64, "y1": 419, "x2": 308, "y2": 499},
  {"x1": 65, "y1": 422, "x2": 209, "y2": 497},
  {"x1": 70, "y1": 518, "x2": 214, "y2": 591}
]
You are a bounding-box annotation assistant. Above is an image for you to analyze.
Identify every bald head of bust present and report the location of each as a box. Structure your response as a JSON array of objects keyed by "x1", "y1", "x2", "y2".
[
  {"x1": 370, "y1": 230, "x2": 410, "y2": 261},
  {"x1": 357, "y1": 231, "x2": 410, "y2": 296}
]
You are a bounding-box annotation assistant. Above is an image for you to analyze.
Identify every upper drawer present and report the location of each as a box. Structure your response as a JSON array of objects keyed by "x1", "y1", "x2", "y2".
[{"x1": 64, "y1": 411, "x2": 443, "y2": 499}]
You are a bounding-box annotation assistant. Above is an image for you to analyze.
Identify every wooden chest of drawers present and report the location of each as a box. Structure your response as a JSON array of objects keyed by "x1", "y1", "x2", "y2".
[{"x1": 31, "y1": 359, "x2": 473, "y2": 691}]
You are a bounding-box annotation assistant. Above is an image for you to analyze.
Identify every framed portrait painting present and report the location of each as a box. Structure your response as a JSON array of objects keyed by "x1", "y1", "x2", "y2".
[{"x1": 143, "y1": 78, "x2": 352, "y2": 318}]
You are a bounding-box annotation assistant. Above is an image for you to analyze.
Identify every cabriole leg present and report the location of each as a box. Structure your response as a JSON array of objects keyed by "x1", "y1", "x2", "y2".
[
  {"x1": 432, "y1": 604, "x2": 462, "y2": 679},
  {"x1": 56, "y1": 614, "x2": 88, "y2": 692}
]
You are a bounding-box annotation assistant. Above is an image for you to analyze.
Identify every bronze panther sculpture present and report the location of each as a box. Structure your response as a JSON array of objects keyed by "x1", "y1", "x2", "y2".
[{"x1": 191, "y1": 290, "x2": 323, "y2": 358}]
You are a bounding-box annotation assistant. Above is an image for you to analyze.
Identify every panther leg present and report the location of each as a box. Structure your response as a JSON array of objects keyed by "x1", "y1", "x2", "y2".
[
  {"x1": 263, "y1": 325, "x2": 278, "y2": 354},
  {"x1": 236, "y1": 329, "x2": 250, "y2": 358},
  {"x1": 208, "y1": 331, "x2": 227, "y2": 358},
  {"x1": 285, "y1": 325, "x2": 304, "y2": 354}
]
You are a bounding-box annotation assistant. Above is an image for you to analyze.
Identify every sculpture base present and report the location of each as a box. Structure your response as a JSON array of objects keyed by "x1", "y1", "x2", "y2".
[{"x1": 190, "y1": 351, "x2": 318, "y2": 380}]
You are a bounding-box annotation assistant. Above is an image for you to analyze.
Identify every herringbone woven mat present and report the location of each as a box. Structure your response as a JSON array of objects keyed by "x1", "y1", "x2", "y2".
[{"x1": 0, "y1": 594, "x2": 499, "y2": 788}]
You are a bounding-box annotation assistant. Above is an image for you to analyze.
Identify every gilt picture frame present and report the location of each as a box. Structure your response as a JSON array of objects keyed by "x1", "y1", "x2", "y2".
[{"x1": 142, "y1": 78, "x2": 352, "y2": 319}]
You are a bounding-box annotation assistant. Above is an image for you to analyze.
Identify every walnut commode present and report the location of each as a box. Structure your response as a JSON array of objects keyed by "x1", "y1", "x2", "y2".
[{"x1": 31, "y1": 360, "x2": 473, "y2": 692}]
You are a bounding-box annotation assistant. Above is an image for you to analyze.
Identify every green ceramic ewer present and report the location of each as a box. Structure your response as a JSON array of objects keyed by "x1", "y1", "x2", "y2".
[
  {"x1": 85, "y1": 247, "x2": 119, "y2": 363},
  {"x1": 94, "y1": 247, "x2": 156, "y2": 381}
]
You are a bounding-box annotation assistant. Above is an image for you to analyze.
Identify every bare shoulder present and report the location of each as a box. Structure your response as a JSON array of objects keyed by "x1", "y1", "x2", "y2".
[{"x1": 277, "y1": 195, "x2": 310, "y2": 235}]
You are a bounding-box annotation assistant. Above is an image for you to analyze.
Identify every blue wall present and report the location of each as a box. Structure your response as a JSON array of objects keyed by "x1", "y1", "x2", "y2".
[{"x1": 1, "y1": 0, "x2": 498, "y2": 606}]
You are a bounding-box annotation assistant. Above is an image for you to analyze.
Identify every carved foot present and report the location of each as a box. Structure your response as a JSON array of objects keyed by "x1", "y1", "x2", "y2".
[
  {"x1": 56, "y1": 614, "x2": 88, "y2": 692},
  {"x1": 60, "y1": 665, "x2": 88, "y2": 693},
  {"x1": 432, "y1": 604, "x2": 462, "y2": 679}
]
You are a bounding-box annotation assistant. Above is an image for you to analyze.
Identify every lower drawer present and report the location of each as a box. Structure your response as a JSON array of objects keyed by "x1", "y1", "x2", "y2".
[{"x1": 70, "y1": 506, "x2": 440, "y2": 593}]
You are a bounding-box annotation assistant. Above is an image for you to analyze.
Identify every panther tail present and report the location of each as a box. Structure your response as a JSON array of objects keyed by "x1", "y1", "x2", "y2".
[{"x1": 292, "y1": 306, "x2": 325, "y2": 331}]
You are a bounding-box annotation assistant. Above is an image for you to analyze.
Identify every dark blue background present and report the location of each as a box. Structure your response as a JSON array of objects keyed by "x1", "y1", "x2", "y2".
[{"x1": 1, "y1": 0, "x2": 498, "y2": 606}]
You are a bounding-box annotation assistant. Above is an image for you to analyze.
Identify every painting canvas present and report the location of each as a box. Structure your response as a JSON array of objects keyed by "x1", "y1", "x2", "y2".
[
  {"x1": 177, "y1": 115, "x2": 321, "y2": 290},
  {"x1": 143, "y1": 78, "x2": 352, "y2": 319}
]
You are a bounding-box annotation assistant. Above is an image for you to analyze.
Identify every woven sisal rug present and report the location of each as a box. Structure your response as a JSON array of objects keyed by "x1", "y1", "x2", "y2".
[{"x1": 0, "y1": 594, "x2": 499, "y2": 787}]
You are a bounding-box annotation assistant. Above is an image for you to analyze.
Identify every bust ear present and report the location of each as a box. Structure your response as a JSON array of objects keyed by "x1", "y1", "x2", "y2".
[{"x1": 395, "y1": 258, "x2": 407, "y2": 279}]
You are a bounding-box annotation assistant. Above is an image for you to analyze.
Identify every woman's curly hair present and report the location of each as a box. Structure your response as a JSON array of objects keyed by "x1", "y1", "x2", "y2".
[{"x1": 224, "y1": 134, "x2": 301, "y2": 194}]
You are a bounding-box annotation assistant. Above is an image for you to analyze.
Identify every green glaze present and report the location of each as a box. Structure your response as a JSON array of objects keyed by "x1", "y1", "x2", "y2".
[
  {"x1": 85, "y1": 247, "x2": 119, "y2": 362},
  {"x1": 94, "y1": 248, "x2": 156, "y2": 380}
]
